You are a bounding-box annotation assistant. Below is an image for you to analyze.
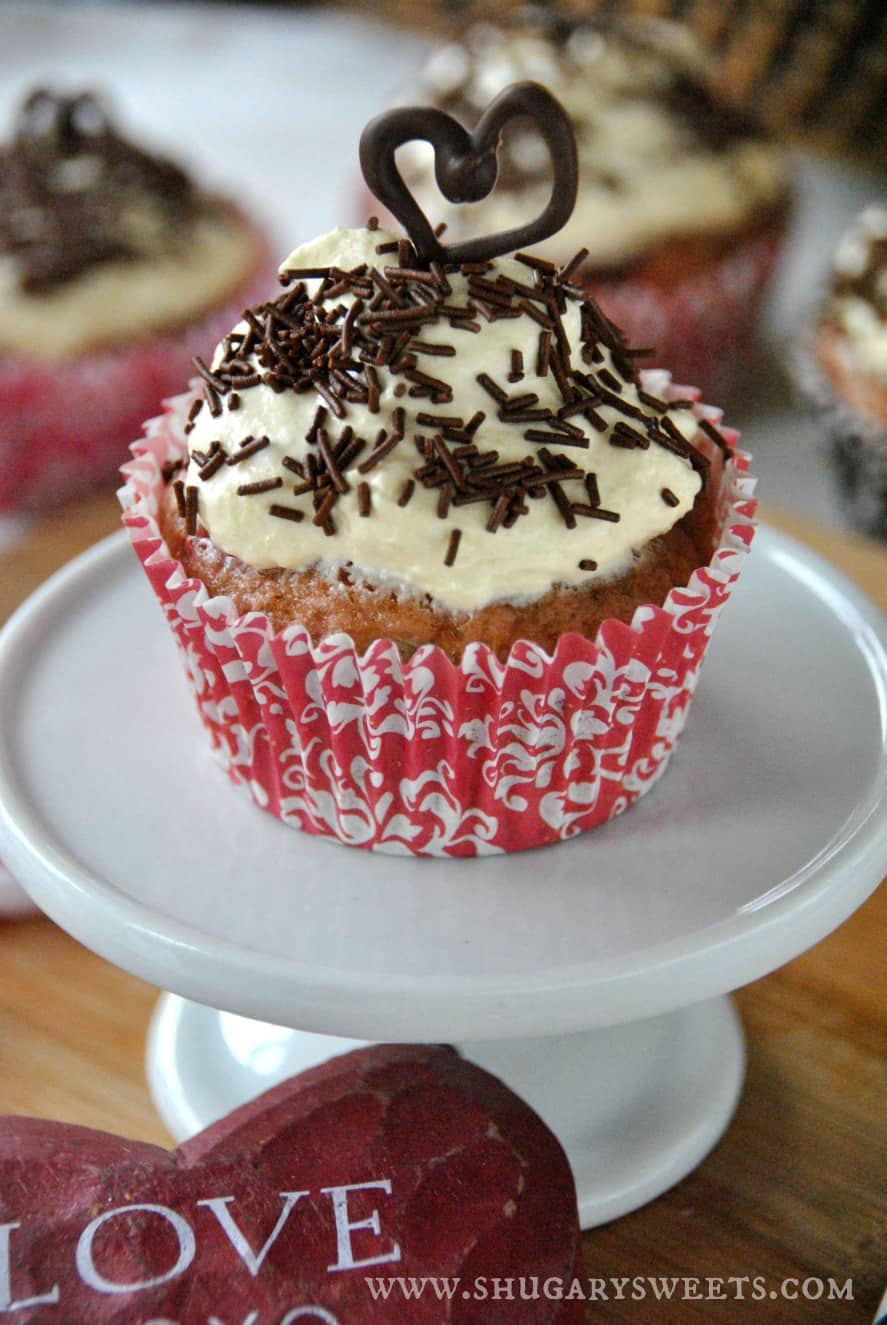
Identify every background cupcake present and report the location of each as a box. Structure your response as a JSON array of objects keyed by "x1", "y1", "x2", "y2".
[
  {"x1": 382, "y1": 14, "x2": 791, "y2": 404},
  {"x1": 0, "y1": 88, "x2": 276, "y2": 512},
  {"x1": 359, "y1": 0, "x2": 887, "y2": 168},
  {"x1": 796, "y1": 203, "x2": 887, "y2": 540}
]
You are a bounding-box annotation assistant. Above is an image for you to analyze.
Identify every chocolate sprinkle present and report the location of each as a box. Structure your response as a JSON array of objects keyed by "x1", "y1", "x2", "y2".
[
  {"x1": 226, "y1": 435, "x2": 270, "y2": 464},
  {"x1": 184, "y1": 485, "x2": 199, "y2": 536},
  {"x1": 573, "y1": 504, "x2": 620, "y2": 523},
  {"x1": 197, "y1": 446, "x2": 228, "y2": 481},
  {"x1": 476, "y1": 372, "x2": 507, "y2": 404},
  {"x1": 560, "y1": 248, "x2": 590, "y2": 283},
  {"x1": 238, "y1": 478, "x2": 282, "y2": 496},
  {"x1": 162, "y1": 458, "x2": 185, "y2": 483},
  {"x1": 444, "y1": 528, "x2": 462, "y2": 566},
  {"x1": 698, "y1": 416, "x2": 732, "y2": 456},
  {"x1": 536, "y1": 330, "x2": 552, "y2": 377},
  {"x1": 268, "y1": 504, "x2": 305, "y2": 523}
]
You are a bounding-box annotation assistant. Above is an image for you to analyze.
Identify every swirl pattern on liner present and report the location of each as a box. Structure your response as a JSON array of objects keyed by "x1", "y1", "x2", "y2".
[{"x1": 182, "y1": 226, "x2": 708, "y2": 613}]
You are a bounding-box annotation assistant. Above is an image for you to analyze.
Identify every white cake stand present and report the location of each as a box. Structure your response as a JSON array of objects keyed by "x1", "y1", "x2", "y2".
[
  {"x1": 0, "y1": 859, "x2": 34, "y2": 919},
  {"x1": 0, "y1": 529, "x2": 885, "y2": 1228}
]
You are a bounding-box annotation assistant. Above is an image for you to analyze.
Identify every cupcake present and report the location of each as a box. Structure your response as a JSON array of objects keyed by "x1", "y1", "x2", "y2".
[
  {"x1": 799, "y1": 203, "x2": 887, "y2": 540},
  {"x1": 0, "y1": 88, "x2": 275, "y2": 512},
  {"x1": 361, "y1": 0, "x2": 887, "y2": 167},
  {"x1": 384, "y1": 14, "x2": 791, "y2": 402},
  {"x1": 121, "y1": 84, "x2": 755, "y2": 856}
]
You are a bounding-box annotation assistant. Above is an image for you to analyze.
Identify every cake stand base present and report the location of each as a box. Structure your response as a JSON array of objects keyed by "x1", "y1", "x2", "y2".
[{"x1": 147, "y1": 993, "x2": 744, "y2": 1229}]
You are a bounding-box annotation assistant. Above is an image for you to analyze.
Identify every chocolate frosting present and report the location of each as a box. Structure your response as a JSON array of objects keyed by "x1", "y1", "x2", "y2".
[{"x1": 0, "y1": 89, "x2": 201, "y2": 293}]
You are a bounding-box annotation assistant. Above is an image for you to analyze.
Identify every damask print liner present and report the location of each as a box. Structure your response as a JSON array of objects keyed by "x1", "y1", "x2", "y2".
[{"x1": 120, "y1": 374, "x2": 755, "y2": 857}]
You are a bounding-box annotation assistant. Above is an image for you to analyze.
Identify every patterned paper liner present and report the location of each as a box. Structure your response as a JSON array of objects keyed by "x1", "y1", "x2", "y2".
[
  {"x1": 120, "y1": 374, "x2": 756, "y2": 856},
  {"x1": 0, "y1": 222, "x2": 277, "y2": 513},
  {"x1": 583, "y1": 223, "x2": 785, "y2": 405},
  {"x1": 792, "y1": 328, "x2": 887, "y2": 542}
]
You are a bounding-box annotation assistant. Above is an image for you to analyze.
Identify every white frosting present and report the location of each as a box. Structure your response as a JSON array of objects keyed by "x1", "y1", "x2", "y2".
[
  {"x1": 829, "y1": 203, "x2": 887, "y2": 383},
  {"x1": 398, "y1": 24, "x2": 786, "y2": 267},
  {"x1": 0, "y1": 211, "x2": 260, "y2": 357},
  {"x1": 184, "y1": 227, "x2": 703, "y2": 614}
]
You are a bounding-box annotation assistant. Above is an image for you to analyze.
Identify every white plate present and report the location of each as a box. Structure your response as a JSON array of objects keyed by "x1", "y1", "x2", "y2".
[{"x1": 0, "y1": 527, "x2": 884, "y2": 1041}]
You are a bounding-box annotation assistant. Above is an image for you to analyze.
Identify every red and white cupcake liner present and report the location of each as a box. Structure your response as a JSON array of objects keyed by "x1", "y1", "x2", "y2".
[
  {"x1": 120, "y1": 374, "x2": 756, "y2": 857},
  {"x1": 584, "y1": 224, "x2": 786, "y2": 405},
  {"x1": 0, "y1": 229, "x2": 277, "y2": 513}
]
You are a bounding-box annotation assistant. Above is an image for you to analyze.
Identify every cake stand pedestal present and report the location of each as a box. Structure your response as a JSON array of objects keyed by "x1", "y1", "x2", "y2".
[
  {"x1": 0, "y1": 859, "x2": 35, "y2": 918},
  {"x1": 147, "y1": 994, "x2": 744, "y2": 1228},
  {"x1": 0, "y1": 529, "x2": 885, "y2": 1229}
]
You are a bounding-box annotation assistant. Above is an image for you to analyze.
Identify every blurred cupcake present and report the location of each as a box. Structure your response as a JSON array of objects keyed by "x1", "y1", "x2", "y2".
[
  {"x1": 0, "y1": 88, "x2": 275, "y2": 512},
  {"x1": 386, "y1": 15, "x2": 791, "y2": 402},
  {"x1": 798, "y1": 203, "x2": 887, "y2": 540},
  {"x1": 362, "y1": 0, "x2": 887, "y2": 166},
  {"x1": 121, "y1": 90, "x2": 755, "y2": 857}
]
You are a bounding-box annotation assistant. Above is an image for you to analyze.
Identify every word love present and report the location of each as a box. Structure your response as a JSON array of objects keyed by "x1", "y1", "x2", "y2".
[
  {"x1": 0, "y1": 1046, "x2": 584, "y2": 1323},
  {"x1": 1, "y1": 1180, "x2": 399, "y2": 1313}
]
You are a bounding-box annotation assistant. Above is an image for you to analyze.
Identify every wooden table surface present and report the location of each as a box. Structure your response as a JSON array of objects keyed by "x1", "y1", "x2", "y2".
[{"x1": 0, "y1": 491, "x2": 884, "y2": 1323}]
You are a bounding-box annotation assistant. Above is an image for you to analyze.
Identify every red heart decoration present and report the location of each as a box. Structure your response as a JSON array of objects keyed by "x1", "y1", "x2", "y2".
[{"x1": 0, "y1": 1046, "x2": 584, "y2": 1323}]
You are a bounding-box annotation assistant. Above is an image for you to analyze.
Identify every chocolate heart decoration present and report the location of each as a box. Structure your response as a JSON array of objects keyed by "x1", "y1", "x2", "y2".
[
  {"x1": 16, "y1": 89, "x2": 109, "y2": 152},
  {"x1": 359, "y1": 81, "x2": 578, "y2": 265},
  {"x1": 0, "y1": 1046, "x2": 584, "y2": 1324}
]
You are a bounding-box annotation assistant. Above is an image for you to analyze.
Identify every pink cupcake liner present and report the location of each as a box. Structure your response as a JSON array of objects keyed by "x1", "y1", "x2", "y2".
[
  {"x1": 583, "y1": 224, "x2": 786, "y2": 405},
  {"x1": 0, "y1": 227, "x2": 277, "y2": 513},
  {"x1": 120, "y1": 374, "x2": 756, "y2": 857}
]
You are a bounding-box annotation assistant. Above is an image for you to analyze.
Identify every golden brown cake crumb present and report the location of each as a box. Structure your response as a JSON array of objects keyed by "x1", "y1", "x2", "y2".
[{"x1": 158, "y1": 480, "x2": 716, "y2": 662}]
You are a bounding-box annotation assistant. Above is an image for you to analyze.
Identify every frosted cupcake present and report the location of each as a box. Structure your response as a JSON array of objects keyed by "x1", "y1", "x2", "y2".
[
  {"x1": 799, "y1": 204, "x2": 887, "y2": 540},
  {"x1": 387, "y1": 15, "x2": 790, "y2": 402},
  {"x1": 0, "y1": 88, "x2": 274, "y2": 512},
  {"x1": 122, "y1": 84, "x2": 755, "y2": 856}
]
